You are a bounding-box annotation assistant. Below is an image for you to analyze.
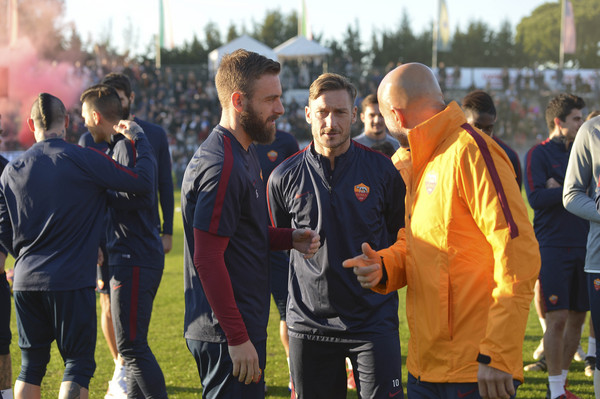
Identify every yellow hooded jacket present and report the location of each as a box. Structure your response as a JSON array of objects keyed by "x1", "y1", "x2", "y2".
[{"x1": 375, "y1": 101, "x2": 540, "y2": 383}]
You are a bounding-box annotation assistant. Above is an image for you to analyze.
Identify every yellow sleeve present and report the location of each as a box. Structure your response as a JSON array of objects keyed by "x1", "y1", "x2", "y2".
[
  {"x1": 458, "y1": 142, "x2": 540, "y2": 378},
  {"x1": 373, "y1": 228, "x2": 408, "y2": 294}
]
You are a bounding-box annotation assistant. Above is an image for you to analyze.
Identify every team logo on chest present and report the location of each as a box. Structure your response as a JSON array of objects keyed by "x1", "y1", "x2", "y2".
[
  {"x1": 267, "y1": 150, "x2": 278, "y2": 162},
  {"x1": 354, "y1": 183, "x2": 370, "y2": 202},
  {"x1": 594, "y1": 278, "x2": 600, "y2": 291},
  {"x1": 549, "y1": 294, "x2": 558, "y2": 305},
  {"x1": 424, "y1": 172, "x2": 438, "y2": 194}
]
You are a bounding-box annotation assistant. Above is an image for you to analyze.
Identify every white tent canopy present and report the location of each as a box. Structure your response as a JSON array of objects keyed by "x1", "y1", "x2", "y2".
[
  {"x1": 274, "y1": 36, "x2": 331, "y2": 61},
  {"x1": 208, "y1": 35, "x2": 278, "y2": 77}
]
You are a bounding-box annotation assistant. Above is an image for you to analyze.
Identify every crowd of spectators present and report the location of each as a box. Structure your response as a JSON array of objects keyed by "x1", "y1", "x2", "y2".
[{"x1": 3, "y1": 56, "x2": 600, "y2": 187}]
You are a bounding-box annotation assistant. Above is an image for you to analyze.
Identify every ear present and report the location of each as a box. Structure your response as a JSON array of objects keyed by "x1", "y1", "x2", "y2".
[
  {"x1": 305, "y1": 105, "x2": 311, "y2": 124},
  {"x1": 64, "y1": 114, "x2": 70, "y2": 129},
  {"x1": 391, "y1": 107, "x2": 405, "y2": 128},
  {"x1": 360, "y1": 112, "x2": 366, "y2": 124},
  {"x1": 130, "y1": 91, "x2": 135, "y2": 106},
  {"x1": 554, "y1": 116, "x2": 563, "y2": 130},
  {"x1": 231, "y1": 92, "x2": 244, "y2": 113},
  {"x1": 92, "y1": 110, "x2": 101, "y2": 125},
  {"x1": 351, "y1": 106, "x2": 357, "y2": 124},
  {"x1": 26, "y1": 118, "x2": 35, "y2": 133}
]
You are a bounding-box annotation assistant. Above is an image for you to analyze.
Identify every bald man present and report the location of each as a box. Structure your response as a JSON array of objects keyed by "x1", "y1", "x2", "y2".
[{"x1": 344, "y1": 63, "x2": 540, "y2": 399}]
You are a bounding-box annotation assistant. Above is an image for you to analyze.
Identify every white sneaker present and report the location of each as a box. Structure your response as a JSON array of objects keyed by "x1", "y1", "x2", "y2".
[
  {"x1": 574, "y1": 344, "x2": 586, "y2": 362},
  {"x1": 105, "y1": 380, "x2": 127, "y2": 399},
  {"x1": 105, "y1": 361, "x2": 127, "y2": 399},
  {"x1": 533, "y1": 338, "x2": 544, "y2": 360}
]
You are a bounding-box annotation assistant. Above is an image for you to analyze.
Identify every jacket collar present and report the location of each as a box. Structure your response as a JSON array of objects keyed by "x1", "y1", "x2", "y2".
[{"x1": 395, "y1": 101, "x2": 466, "y2": 174}]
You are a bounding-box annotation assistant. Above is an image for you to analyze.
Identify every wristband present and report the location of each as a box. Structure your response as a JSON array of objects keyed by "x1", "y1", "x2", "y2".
[{"x1": 477, "y1": 353, "x2": 491, "y2": 364}]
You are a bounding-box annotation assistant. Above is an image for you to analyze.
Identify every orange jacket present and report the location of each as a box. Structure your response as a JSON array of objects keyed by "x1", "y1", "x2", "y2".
[{"x1": 376, "y1": 102, "x2": 539, "y2": 383}]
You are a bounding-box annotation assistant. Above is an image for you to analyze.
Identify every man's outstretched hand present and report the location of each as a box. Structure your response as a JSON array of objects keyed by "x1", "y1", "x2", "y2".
[{"x1": 342, "y1": 242, "x2": 383, "y2": 289}]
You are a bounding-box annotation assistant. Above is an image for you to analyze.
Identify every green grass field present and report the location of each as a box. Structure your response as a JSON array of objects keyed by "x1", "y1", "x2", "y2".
[{"x1": 5, "y1": 190, "x2": 595, "y2": 398}]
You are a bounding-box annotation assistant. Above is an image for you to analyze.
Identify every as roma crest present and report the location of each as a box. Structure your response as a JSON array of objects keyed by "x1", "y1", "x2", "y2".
[
  {"x1": 549, "y1": 295, "x2": 558, "y2": 305},
  {"x1": 594, "y1": 278, "x2": 600, "y2": 291},
  {"x1": 267, "y1": 150, "x2": 278, "y2": 162},
  {"x1": 425, "y1": 172, "x2": 437, "y2": 194},
  {"x1": 354, "y1": 183, "x2": 370, "y2": 202}
]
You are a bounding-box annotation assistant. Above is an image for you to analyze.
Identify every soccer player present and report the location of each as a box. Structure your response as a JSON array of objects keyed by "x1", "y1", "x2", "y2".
[
  {"x1": 80, "y1": 84, "x2": 167, "y2": 398},
  {"x1": 267, "y1": 73, "x2": 405, "y2": 399},
  {"x1": 101, "y1": 72, "x2": 174, "y2": 254},
  {"x1": 79, "y1": 71, "x2": 174, "y2": 397},
  {"x1": 0, "y1": 115, "x2": 11, "y2": 399},
  {"x1": 0, "y1": 93, "x2": 154, "y2": 399},
  {"x1": 461, "y1": 90, "x2": 522, "y2": 189},
  {"x1": 254, "y1": 129, "x2": 299, "y2": 389},
  {"x1": 181, "y1": 49, "x2": 320, "y2": 399},
  {"x1": 344, "y1": 63, "x2": 540, "y2": 399},
  {"x1": 525, "y1": 94, "x2": 587, "y2": 399},
  {"x1": 563, "y1": 107, "x2": 600, "y2": 398},
  {"x1": 353, "y1": 94, "x2": 400, "y2": 151}
]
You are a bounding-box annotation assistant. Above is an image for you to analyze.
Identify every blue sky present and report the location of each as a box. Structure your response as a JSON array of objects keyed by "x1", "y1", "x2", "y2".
[{"x1": 63, "y1": 0, "x2": 552, "y2": 55}]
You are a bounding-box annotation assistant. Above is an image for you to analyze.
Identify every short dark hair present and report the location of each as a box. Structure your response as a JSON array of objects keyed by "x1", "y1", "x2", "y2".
[
  {"x1": 361, "y1": 94, "x2": 378, "y2": 114},
  {"x1": 30, "y1": 93, "x2": 66, "y2": 130},
  {"x1": 462, "y1": 90, "x2": 496, "y2": 117},
  {"x1": 545, "y1": 94, "x2": 585, "y2": 131},
  {"x1": 309, "y1": 73, "x2": 357, "y2": 104},
  {"x1": 215, "y1": 49, "x2": 281, "y2": 109},
  {"x1": 80, "y1": 84, "x2": 123, "y2": 123},
  {"x1": 101, "y1": 72, "x2": 133, "y2": 98}
]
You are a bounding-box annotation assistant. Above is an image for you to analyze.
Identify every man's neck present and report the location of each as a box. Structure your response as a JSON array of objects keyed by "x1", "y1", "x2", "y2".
[
  {"x1": 549, "y1": 130, "x2": 571, "y2": 150},
  {"x1": 219, "y1": 119, "x2": 251, "y2": 151},
  {"x1": 314, "y1": 141, "x2": 351, "y2": 170},
  {"x1": 365, "y1": 131, "x2": 386, "y2": 140}
]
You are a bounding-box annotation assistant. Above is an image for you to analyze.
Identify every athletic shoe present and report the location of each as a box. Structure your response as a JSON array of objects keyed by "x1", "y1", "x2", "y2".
[
  {"x1": 533, "y1": 338, "x2": 544, "y2": 360},
  {"x1": 105, "y1": 380, "x2": 127, "y2": 399},
  {"x1": 585, "y1": 356, "x2": 596, "y2": 377},
  {"x1": 523, "y1": 356, "x2": 547, "y2": 372},
  {"x1": 563, "y1": 389, "x2": 582, "y2": 399},
  {"x1": 573, "y1": 344, "x2": 586, "y2": 362},
  {"x1": 545, "y1": 384, "x2": 582, "y2": 399}
]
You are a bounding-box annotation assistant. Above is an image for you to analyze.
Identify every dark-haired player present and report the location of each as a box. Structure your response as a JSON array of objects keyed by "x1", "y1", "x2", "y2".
[
  {"x1": 0, "y1": 93, "x2": 154, "y2": 399},
  {"x1": 353, "y1": 94, "x2": 400, "y2": 151},
  {"x1": 81, "y1": 84, "x2": 167, "y2": 399},
  {"x1": 525, "y1": 94, "x2": 587, "y2": 399},
  {"x1": 462, "y1": 90, "x2": 522, "y2": 189},
  {"x1": 79, "y1": 71, "x2": 174, "y2": 397}
]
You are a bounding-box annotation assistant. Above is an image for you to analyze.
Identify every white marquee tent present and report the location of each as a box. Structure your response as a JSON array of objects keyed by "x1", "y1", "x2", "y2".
[
  {"x1": 274, "y1": 35, "x2": 331, "y2": 61},
  {"x1": 208, "y1": 35, "x2": 278, "y2": 77}
]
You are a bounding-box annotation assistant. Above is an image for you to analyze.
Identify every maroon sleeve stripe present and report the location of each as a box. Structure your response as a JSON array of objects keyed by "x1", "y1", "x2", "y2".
[
  {"x1": 209, "y1": 136, "x2": 234, "y2": 234},
  {"x1": 462, "y1": 123, "x2": 519, "y2": 239},
  {"x1": 89, "y1": 147, "x2": 138, "y2": 178},
  {"x1": 129, "y1": 139, "x2": 137, "y2": 166},
  {"x1": 525, "y1": 146, "x2": 536, "y2": 192}
]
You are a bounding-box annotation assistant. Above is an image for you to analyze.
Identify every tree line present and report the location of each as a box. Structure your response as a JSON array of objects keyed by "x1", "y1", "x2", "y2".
[{"x1": 4, "y1": 0, "x2": 600, "y2": 71}]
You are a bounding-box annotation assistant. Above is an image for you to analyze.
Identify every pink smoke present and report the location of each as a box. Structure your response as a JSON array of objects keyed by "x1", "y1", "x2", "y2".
[{"x1": 0, "y1": 38, "x2": 87, "y2": 148}]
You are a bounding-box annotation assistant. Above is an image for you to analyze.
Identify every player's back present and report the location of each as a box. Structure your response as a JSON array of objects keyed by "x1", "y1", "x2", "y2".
[{"x1": 1, "y1": 139, "x2": 112, "y2": 291}]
